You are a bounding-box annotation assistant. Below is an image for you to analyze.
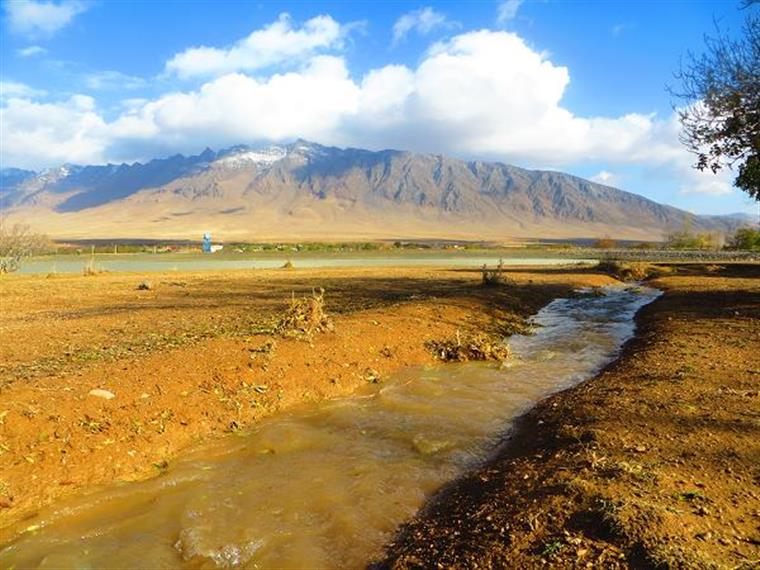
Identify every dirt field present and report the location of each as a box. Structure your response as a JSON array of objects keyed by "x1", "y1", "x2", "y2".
[
  {"x1": 0, "y1": 265, "x2": 612, "y2": 535},
  {"x1": 376, "y1": 264, "x2": 760, "y2": 569}
]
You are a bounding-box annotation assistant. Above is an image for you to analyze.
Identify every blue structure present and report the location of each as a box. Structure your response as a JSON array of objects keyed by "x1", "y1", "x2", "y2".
[{"x1": 202, "y1": 233, "x2": 212, "y2": 253}]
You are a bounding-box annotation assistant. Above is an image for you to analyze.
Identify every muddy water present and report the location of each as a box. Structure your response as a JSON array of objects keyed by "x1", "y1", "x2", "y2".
[{"x1": 1, "y1": 286, "x2": 658, "y2": 569}]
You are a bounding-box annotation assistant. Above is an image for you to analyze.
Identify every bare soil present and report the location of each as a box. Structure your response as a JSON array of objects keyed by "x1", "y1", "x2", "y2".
[
  {"x1": 376, "y1": 264, "x2": 760, "y2": 569},
  {"x1": 0, "y1": 265, "x2": 610, "y2": 535}
]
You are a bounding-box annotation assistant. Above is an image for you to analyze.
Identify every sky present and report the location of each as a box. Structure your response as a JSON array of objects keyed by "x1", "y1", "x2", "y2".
[{"x1": 1, "y1": 0, "x2": 757, "y2": 216}]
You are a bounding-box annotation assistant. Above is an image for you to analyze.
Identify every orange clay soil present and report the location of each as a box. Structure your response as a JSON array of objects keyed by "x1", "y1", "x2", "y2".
[
  {"x1": 0, "y1": 265, "x2": 612, "y2": 535},
  {"x1": 376, "y1": 263, "x2": 760, "y2": 570}
]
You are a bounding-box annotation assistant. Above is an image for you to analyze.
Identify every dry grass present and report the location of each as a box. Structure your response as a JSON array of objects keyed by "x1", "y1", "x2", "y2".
[
  {"x1": 276, "y1": 288, "x2": 334, "y2": 338},
  {"x1": 596, "y1": 260, "x2": 662, "y2": 282},
  {"x1": 481, "y1": 259, "x2": 516, "y2": 287},
  {"x1": 427, "y1": 331, "x2": 510, "y2": 362}
]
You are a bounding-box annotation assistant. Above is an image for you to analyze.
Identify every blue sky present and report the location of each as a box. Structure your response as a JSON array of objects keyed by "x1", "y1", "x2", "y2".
[{"x1": 1, "y1": 0, "x2": 757, "y2": 215}]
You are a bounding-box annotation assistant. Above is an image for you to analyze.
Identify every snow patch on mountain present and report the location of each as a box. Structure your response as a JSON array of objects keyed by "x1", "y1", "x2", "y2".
[
  {"x1": 214, "y1": 147, "x2": 286, "y2": 169},
  {"x1": 38, "y1": 165, "x2": 76, "y2": 184}
]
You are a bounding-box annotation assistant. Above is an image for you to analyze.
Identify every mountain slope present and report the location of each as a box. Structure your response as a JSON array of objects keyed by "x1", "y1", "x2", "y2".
[{"x1": 0, "y1": 141, "x2": 749, "y2": 241}]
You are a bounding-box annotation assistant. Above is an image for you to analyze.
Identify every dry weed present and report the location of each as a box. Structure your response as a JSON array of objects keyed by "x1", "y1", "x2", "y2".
[
  {"x1": 427, "y1": 330, "x2": 510, "y2": 362},
  {"x1": 482, "y1": 259, "x2": 516, "y2": 286},
  {"x1": 597, "y1": 260, "x2": 660, "y2": 282},
  {"x1": 276, "y1": 288, "x2": 334, "y2": 338}
]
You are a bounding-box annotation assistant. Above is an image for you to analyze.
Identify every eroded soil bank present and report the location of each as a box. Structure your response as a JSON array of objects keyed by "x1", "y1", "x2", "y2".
[
  {"x1": 0, "y1": 266, "x2": 612, "y2": 534},
  {"x1": 376, "y1": 264, "x2": 760, "y2": 569}
]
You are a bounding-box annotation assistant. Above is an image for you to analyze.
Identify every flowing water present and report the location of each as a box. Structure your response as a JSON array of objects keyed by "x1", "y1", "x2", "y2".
[{"x1": 0, "y1": 285, "x2": 659, "y2": 569}]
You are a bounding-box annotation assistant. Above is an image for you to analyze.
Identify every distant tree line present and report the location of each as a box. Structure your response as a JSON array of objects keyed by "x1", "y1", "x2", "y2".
[{"x1": 593, "y1": 226, "x2": 760, "y2": 251}]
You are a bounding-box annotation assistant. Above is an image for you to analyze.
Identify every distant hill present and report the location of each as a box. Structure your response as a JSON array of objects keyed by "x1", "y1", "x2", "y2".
[{"x1": 0, "y1": 140, "x2": 752, "y2": 241}]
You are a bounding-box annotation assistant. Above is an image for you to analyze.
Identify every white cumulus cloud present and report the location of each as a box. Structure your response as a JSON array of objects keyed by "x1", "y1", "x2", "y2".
[
  {"x1": 0, "y1": 24, "x2": 738, "y2": 210},
  {"x1": 349, "y1": 31, "x2": 681, "y2": 167},
  {"x1": 0, "y1": 94, "x2": 107, "y2": 168},
  {"x1": 165, "y1": 13, "x2": 354, "y2": 78},
  {"x1": 4, "y1": 0, "x2": 89, "y2": 37}
]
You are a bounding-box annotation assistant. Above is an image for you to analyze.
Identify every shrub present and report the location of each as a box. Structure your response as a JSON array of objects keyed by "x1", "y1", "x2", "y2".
[
  {"x1": 427, "y1": 331, "x2": 510, "y2": 362},
  {"x1": 0, "y1": 223, "x2": 47, "y2": 273},
  {"x1": 597, "y1": 259, "x2": 660, "y2": 282},
  {"x1": 276, "y1": 288, "x2": 334, "y2": 338},
  {"x1": 592, "y1": 237, "x2": 617, "y2": 249},
  {"x1": 665, "y1": 230, "x2": 722, "y2": 250},
  {"x1": 628, "y1": 241, "x2": 659, "y2": 250},
  {"x1": 481, "y1": 259, "x2": 515, "y2": 286}
]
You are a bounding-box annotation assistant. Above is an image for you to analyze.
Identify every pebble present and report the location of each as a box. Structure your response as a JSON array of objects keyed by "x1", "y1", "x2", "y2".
[{"x1": 88, "y1": 389, "x2": 116, "y2": 400}]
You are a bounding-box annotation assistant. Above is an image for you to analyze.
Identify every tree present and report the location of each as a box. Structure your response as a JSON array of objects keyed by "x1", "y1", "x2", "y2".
[
  {"x1": 729, "y1": 226, "x2": 760, "y2": 249},
  {"x1": 670, "y1": 6, "x2": 760, "y2": 200},
  {"x1": 0, "y1": 223, "x2": 48, "y2": 273}
]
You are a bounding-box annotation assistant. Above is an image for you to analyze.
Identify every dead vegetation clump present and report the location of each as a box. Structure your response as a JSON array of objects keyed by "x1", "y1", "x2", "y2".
[
  {"x1": 596, "y1": 260, "x2": 662, "y2": 282},
  {"x1": 427, "y1": 331, "x2": 510, "y2": 362},
  {"x1": 481, "y1": 259, "x2": 516, "y2": 286},
  {"x1": 276, "y1": 288, "x2": 334, "y2": 338}
]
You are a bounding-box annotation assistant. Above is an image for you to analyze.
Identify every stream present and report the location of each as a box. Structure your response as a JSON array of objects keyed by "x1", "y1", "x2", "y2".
[{"x1": 0, "y1": 285, "x2": 659, "y2": 569}]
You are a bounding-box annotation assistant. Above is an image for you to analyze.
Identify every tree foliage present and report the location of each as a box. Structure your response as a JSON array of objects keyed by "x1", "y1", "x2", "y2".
[
  {"x1": 0, "y1": 223, "x2": 48, "y2": 273},
  {"x1": 671, "y1": 7, "x2": 760, "y2": 200},
  {"x1": 665, "y1": 229, "x2": 723, "y2": 250},
  {"x1": 729, "y1": 226, "x2": 760, "y2": 249}
]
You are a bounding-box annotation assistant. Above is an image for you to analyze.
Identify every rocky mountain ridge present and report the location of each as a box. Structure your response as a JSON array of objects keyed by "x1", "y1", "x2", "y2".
[{"x1": 1, "y1": 140, "x2": 751, "y2": 240}]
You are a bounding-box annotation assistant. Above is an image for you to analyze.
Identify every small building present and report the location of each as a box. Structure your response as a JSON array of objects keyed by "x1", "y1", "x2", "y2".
[{"x1": 202, "y1": 233, "x2": 224, "y2": 253}]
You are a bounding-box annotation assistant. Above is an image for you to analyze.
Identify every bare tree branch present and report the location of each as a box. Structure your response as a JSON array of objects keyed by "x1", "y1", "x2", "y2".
[
  {"x1": 0, "y1": 223, "x2": 48, "y2": 273},
  {"x1": 669, "y1": 9, "x2": 760, "y2": 201}
]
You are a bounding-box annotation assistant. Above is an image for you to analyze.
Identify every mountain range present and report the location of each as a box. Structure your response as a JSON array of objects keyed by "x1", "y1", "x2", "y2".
[{"x1": 0, "y1": 140, "x2": 753, "y2": 241}]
